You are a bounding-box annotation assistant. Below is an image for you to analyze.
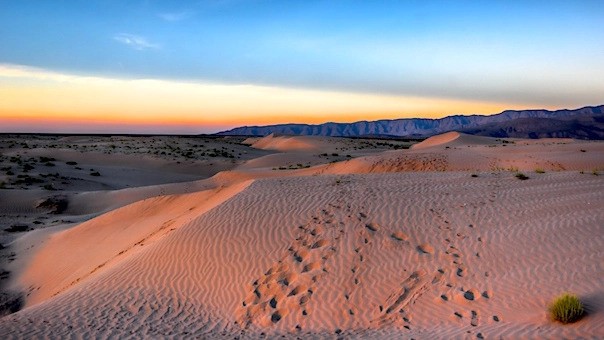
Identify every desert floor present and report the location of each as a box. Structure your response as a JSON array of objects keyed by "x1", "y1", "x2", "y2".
[{"x1": 0, "y1": 132, "x2": 602, "y2": 339}]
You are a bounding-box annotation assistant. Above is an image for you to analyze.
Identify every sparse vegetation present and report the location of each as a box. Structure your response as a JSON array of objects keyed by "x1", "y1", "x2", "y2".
[
  {"x1": 4, "y1": 224, "x2": 30, "y2": 233},
  {"x1": 515, "y1": 173, "x2": 529, "y2": 180},
  {"x1": 592, "y1": 169, "x2": 599, "y2": 176},
  {"x1": 43, "y1": 184, "x2": 55, "y2": 191},
  {"x1": 39, "y1": 156, "x2": 56, "y2": 163},
  {"x1": 549, "y1": 293, "x2": 584, "y2": 324},
  {"x1": 535, "y1": 168, "x2": 545, "y2": 174}
]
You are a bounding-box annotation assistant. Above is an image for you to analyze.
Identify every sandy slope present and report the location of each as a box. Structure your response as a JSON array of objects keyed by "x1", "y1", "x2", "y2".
[
  {"x1": 1, "y1": 133, "x2": 603, "y2": 339},
  {"x1": 317, "y1": 132, "x2": 604, "y2": 174},
  {"x1": 250, "y1": 134, "x2": 331, "y2": 152},
  {"x1": 13, "y1": 181, "x2": 252, "y2": 308}
]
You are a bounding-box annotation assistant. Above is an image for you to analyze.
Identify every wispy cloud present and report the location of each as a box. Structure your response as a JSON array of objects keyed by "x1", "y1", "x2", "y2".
[
  {"x1": 113, "y1": 33, "x2": 160, "y2": 50},
  {"x1": 158, "y1": 10, "x2": 193, "y2": 22}
]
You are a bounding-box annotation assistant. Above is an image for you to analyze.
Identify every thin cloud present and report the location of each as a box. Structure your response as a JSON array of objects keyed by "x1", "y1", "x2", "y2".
[
  {"x1": 113, "y1": 33, "x2": 160, "y2": 50},
  {"x1": 158, "y1": 10, "x2": 193, "y2": 22}
]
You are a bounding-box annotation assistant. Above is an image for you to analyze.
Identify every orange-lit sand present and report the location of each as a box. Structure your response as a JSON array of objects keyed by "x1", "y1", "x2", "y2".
[{"x1": 1, "y1": 133, "x2": 603, "y2": 338}]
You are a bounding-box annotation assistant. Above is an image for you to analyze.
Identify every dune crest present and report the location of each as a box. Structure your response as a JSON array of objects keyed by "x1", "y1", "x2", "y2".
[
  {"x1": 411, "y1": 131, "x2": 498, "y2": 150},
  {"x1": 251, "y1": 134, "x2": 328, "y2": 152},
  {"x1": 14, "y1": 180, "x2": 253, "y2": 308}
]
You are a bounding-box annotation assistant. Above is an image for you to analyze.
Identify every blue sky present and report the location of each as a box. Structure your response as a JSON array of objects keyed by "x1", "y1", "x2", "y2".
[{"x1": 0, "y1": 1, "x2": 603, "y2": 133}]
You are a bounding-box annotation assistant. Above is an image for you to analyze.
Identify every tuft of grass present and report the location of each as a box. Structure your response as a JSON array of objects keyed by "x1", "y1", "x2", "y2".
[
  {"x1": 593, "y1": 169, "x2": 599, "y2": 176},
  {"x1": 515, "y1": 173, "x2": 529, "y2": 180},
  {"x1": 535, "y1": 168, "x2": 545, "y2": 174},
  {"x1": 549, "y1": 293, "x2": 584, "y2": 324}
]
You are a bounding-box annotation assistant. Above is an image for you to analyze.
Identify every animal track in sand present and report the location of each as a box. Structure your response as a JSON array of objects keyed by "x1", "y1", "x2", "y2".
[
  {"x1": 365, "y1": 222, "x2": 380, "y2": 232},
  {"x1": 417, "y1": 243, "x2": 434, "y2": 254},
  {"x1": 292, "y1": 248, "x2": 309, "y2": 263},
  {"x1": 288, "y1": 284, "x2": 308, "y2": 296},
  {"x1": 236, "y1": 205, "x2": 343, "y2": 328},
  {"x1": 470, "y1": 310, "x2": 479, "y2": 327},
  {"x1": 391, "y1": 231, "x2": 409, "y2": 241},
  {"x1": 370, "y1": 269, "x2": 446, "y2": 329},
  {"x1": 311, "y1": 239, "x2": 327, "y2": 249},
  {"x1": 463, "y1": 288, "x2": 479, "y2": 301},
  {"x1": 301, "y1": 261, "x2": 321, "y2": 273}
]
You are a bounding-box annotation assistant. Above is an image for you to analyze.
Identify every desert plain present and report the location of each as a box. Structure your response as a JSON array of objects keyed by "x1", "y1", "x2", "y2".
[{"x1": 0, "y1": 132, "x2": 602, "y2": 338}]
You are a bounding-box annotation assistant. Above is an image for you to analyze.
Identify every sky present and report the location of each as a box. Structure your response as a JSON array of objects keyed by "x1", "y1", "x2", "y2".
[{"x1": 0, "y1": 0, "x2": 603, "y2": 134}]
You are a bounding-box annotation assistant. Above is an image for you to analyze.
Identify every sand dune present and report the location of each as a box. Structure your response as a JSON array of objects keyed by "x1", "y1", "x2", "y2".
[
  {"x1": 1, "y1": 133, "x2": 603, "y2": 338},
  {"x1": 316, "y1": 133, "x2": 604, "y2": 174},
  {"x1": 2, "y1": 172, "x2": 603, "y2": 338},
  {"x1": 411, "y1": 131, "x2": 496, "y2": 150},
  {"x1": 250, "y1": 134, "x2": 352, "y2": 153},
  {"x1": 12, "y1": 180, "x2": 252, "y2": 308}
]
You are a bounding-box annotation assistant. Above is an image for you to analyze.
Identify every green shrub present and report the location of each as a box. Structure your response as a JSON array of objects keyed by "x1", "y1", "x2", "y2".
[
  {"x1": 535, "y1": 168, "x2": 545, "y2": 174},
  {"x1": 515, "y1": 173, "x2": 529, "y2": 180},
  {"x1": 549, "y1": 293, "x2": 584, "y2": 324}
]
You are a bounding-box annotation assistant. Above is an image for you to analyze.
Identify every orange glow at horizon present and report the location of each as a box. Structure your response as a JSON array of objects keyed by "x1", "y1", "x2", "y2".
[{"x1": 0, "y1": 64, "x2": 543, "y2": 133}]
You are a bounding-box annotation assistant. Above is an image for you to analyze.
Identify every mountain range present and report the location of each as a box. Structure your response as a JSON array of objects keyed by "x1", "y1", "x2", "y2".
[{"x1": 216, "y1": 105, "x2": 604, "y2": 139}]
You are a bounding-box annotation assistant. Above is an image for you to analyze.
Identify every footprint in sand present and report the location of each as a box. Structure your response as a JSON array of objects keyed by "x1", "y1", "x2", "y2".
[
  {"x1": 391, "y1": 231, "x2": 409, "y2": 242},
  {"x1": 417, "y1": 243, "x2": 434, "y2": 254},
  {"x1": 271, "y1": 311, "x2": 282, "y2": 323},
  {"x1": 301, "y1": 261, "x2": 321, "y2": 273},
  {"x1": 237, "y1": 210, "x2": 338, "y2": 328},
  {"x1": 464, "y1": 289, "x2": 479, "y2": 301},
  {"x1": 311, "y1": 239, "x2": 327, "y2": 249},
  {"x1": 365, "y1": 222, "x2": 380, "y2": 232},
  {"x1": 471, "y1": 310, "x2": 479, "y2": 327}
]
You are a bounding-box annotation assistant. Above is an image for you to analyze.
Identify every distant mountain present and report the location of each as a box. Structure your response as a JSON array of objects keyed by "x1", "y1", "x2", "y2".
[
  {"x1": 216, "y1": 105, "x2": 604, "y2": 139},
  {"x1": 461, "y1": 114, "x2": 604, "y2": 139}
]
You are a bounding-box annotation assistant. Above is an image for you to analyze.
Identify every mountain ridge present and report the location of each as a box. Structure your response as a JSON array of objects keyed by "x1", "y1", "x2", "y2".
[{"x1": 216, "y1": 104, "x2": 604, "y2": 139}]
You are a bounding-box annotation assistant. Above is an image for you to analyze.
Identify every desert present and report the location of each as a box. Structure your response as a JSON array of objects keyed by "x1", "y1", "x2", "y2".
[
  {"x1": 0, "y1": 132, "x2": 602, "y2": 338},
  {"x1": 2, "y1": 2, "x2": 603, "y2": 338}
]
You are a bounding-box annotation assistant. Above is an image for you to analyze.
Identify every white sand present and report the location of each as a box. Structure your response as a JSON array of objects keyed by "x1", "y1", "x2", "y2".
[{"x1": 0, "y1": 133, "x2": 603, "y2": 338}]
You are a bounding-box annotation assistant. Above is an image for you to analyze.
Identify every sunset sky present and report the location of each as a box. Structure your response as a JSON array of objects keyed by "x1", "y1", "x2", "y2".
[{"x1": 1, "y1": 1, "x2": 603, "y2": 134}]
